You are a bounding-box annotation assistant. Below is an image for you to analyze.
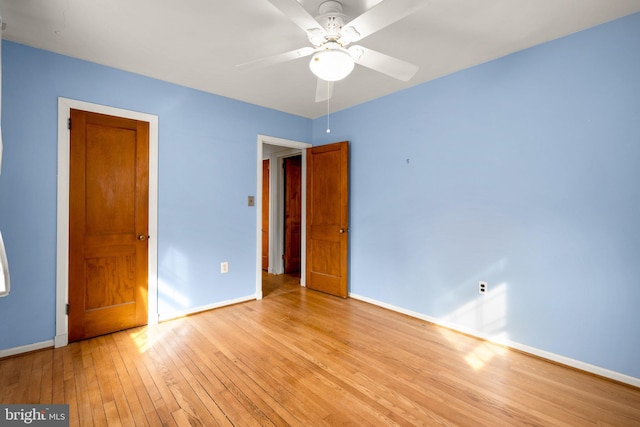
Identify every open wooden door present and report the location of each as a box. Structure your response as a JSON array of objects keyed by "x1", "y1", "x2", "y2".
[
  {"x1": 262, "y1": 159, "x2": 270, "y2": 271},
  {"x1": 306, "y1": 141, "x2": 349, "y2": 298},
  {"x1": 68, "y1": 109, "x2": 149, "y2": 341},
  {"x1": 284, "y1": 155, "x2": 302, "y2": 273}
]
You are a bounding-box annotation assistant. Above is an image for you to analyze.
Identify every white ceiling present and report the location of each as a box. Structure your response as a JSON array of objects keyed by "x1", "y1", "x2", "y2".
[{"x1": 2, "y1": 0, "x2": 639, "y2": 119}]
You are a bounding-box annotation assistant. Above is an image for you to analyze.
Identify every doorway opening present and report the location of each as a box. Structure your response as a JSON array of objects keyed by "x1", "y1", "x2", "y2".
[{"x1": 255, "y1": 136, "x2": 311, "y2": 300}]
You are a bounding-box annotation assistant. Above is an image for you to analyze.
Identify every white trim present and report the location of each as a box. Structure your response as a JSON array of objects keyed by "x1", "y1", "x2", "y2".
[
  {"x1": 268, "y1": 154, "x2": 278, "y2": 273},
  {"x1": 158, "y1": 295, "x2": 256, "y2": 322},
  {"x1": 0, "y1": 340, "x2": 54, "y2": 359},
  {"x1": 56, "y1": 98, "x2": 159, "y2": 348},
  {"x1": 256, "y1": 135, "x2": 311, "y2": 299},
  {"x1": 350, "y1": 292, "x2": 640, "y2": 388}
]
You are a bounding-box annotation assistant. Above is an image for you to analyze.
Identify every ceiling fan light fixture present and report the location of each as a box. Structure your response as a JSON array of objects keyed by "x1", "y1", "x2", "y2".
[{"x1": 309, "y1": 46, "x2": 354, "y2": 82}]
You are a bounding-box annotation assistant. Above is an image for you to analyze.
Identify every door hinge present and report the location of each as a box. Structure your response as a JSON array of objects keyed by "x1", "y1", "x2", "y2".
[
  {"x1": 67, "y1": 118, "x2": 72, "y2": 130},
  {"x1": 66, "y1": 303, "x2": 70, "y2": 315}
]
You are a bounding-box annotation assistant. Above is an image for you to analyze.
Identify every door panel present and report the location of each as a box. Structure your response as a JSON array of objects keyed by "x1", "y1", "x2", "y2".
[
  {"x1": 262, "y1": 159, "x2": 270, "y2": 271},
  {"x1": 284, "y1": 155, "x2": 302, "y2": 273},
  {"x1": 68, "y1": 109, "x2": 149, "y2": 341},
  {"x1": 306, "y1": 141, "x2": 349, "y2": 298}
]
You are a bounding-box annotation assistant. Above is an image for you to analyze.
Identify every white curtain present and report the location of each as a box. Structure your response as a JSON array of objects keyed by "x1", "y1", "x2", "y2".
[{"x1": 0, "y1": 231, "x2": 9, "y2": 297}]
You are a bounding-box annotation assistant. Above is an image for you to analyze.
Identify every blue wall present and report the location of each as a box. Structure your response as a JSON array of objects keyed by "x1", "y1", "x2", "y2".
[
  {"x1": 313, "y1": 12, "x2": 640, "y2": 378},
  {"x1": 0, "y1": 41, "x2": 310, "y2": 349},
  {"x1": 1, "y1": 11, "x2": 639, "y2": 381}
]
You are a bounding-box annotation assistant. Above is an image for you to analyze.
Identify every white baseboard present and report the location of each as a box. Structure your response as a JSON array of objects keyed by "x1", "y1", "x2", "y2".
[
  {"x1": 158, "y1": 295, "x2": 256, "y2": 322},
  {"x1": 0, "y1": 340, "x2": 54, "y2": 359},
  {"x1": 349, "y1": 292, "x2": 640, "y2": 388},
  {"x1": 54, "y1": 333, "x2": 68, "y2": 348}
]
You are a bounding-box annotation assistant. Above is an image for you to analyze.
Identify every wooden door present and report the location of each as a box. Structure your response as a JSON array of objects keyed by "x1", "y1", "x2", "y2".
[
  {"x1": 68, "y1": 109, "x2": 149, "y2": 342},
  {"x1": 306, "y1": 141, "x2": 349, "y2": 298},
  {"x1": 262, "y1": 159, "x2": 270, "y2": 271},
  {"x1": 284, "y1": 155, "x2": 302, "y2": 273}
]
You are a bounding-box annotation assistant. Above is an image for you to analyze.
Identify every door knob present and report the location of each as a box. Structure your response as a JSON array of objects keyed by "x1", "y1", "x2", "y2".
[
  {"x1": 339, "y1": 228, "x2": 348, "y2": 234},
  {"x1": 138, "y1": 234, "x2": 147, "y2": 241}
]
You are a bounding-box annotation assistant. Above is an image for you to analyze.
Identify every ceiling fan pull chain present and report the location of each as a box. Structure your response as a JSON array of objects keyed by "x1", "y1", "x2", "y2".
[{"x1": 326, "y1": 85, "x2": 331, "y2": 133}]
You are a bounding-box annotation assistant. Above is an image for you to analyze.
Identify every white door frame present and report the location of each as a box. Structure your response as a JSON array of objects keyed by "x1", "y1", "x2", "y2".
[
  {"x1": 256, "y1": 135, "x2": 311, "y2": 299},
  {"x1": 55, "y1": 97, "x2": 159, "y2": 347}
]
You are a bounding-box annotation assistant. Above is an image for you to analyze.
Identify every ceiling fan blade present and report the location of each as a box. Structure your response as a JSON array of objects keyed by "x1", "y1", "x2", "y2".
[
  {"x1": 236, "y1": 47, "x2": 315, "y2": 71},
  {"x1": 268, "y1": 0, "x2": 325, "y2": 35},
  {"x1": 349, "y1": 46, "x2": 418, "y2": 82},
  {"x1": 315, "y1": 79, "x2": 334, "y2": 103},
  {"x1": 343, "y1": 0, "x2": 427, "y2": 43}
]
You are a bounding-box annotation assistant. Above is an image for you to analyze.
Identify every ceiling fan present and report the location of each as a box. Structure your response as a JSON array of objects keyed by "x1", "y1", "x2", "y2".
[{"x1": 238, "y1": 0, "x2": 427, "y2": 102}]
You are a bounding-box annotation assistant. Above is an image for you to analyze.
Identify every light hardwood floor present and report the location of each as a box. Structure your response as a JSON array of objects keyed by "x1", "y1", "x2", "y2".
[{"x1": 1, "y1": 273, "x2": 639, "y2": 426}]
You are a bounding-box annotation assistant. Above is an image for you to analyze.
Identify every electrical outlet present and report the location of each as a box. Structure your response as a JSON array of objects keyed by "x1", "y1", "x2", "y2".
[
  {"x1": 479, "y1": 281, "x2": 487, "y2": 294},
  {"x1": 220, "y1": 262, "x2": 229, "y2": 274}
]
